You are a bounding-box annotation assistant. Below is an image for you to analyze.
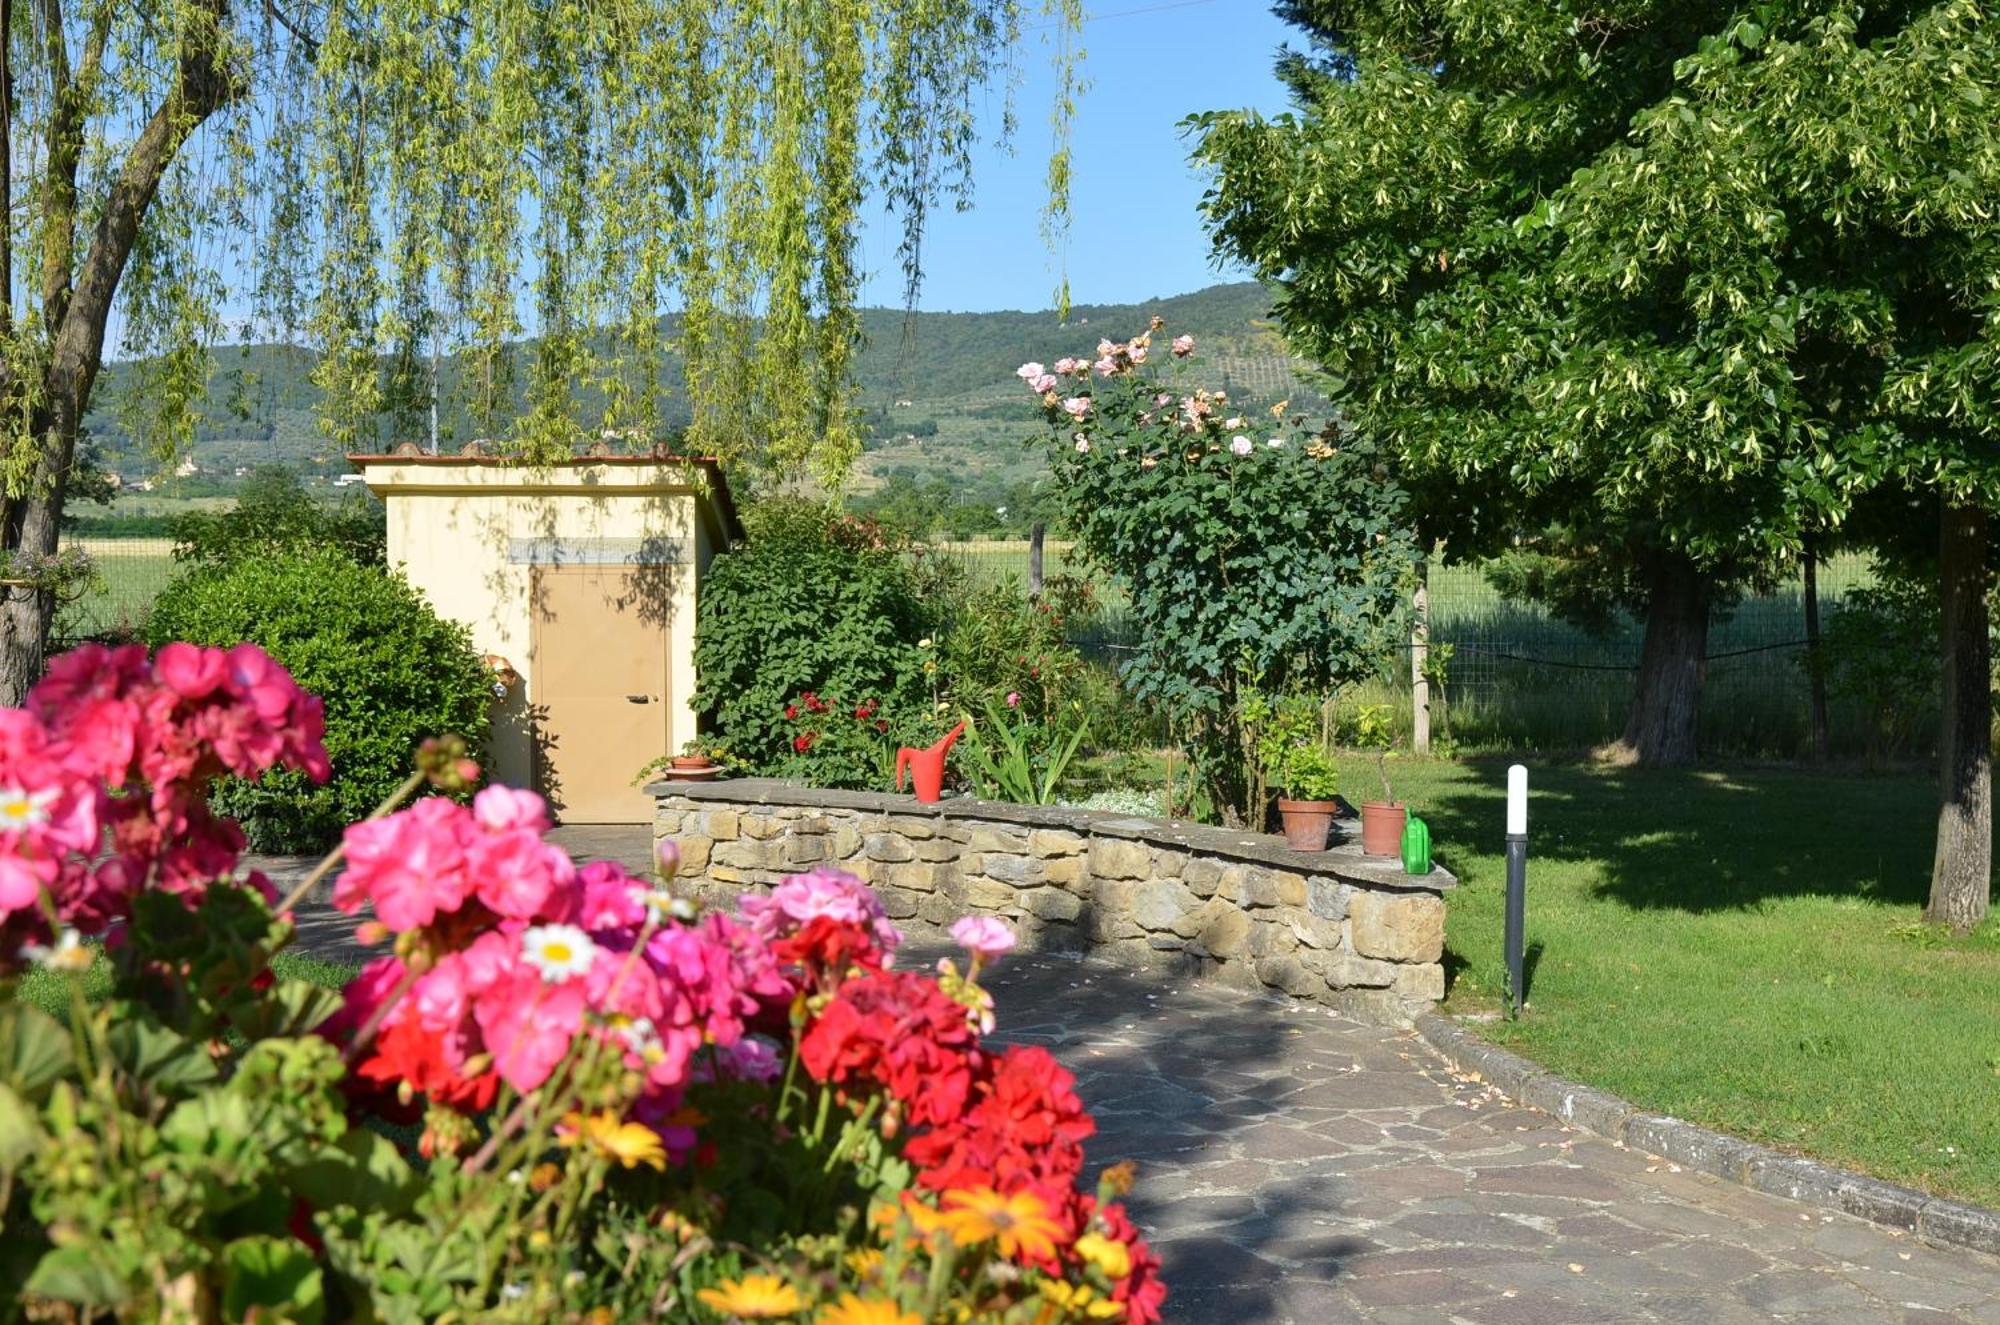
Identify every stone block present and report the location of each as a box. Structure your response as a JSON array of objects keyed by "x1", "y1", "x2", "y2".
[
  {"x1": 1286, "y1": 913, "x2": 1344, "y2": 951},
  {"x1": 967, "y1": 826, "x2": 1030, "y2": 854},
  {"x1": 1182, "y1": 858, "x2": 1225, "y2": 897},
  {"x1": 1150, "y1": 850, "x2": 1188, "y2": 878},
  {"x1": 878, "y1": 889, "x2": 920, "y2": 920},
  {"x1": 1042, "y1": 856, "x2": 1084, "y2": 888},
  {"x1": 703, "y1": 809, "x2": 740, "y2": 841},
  {"x1": 830, "y1": 824, "x2": 862, "y2": 860},
  {"x1": 1246, "y1": 919, "x2": 1295, "y2": 958},
  {"x1": 981, "y1": 854, "x2": 1039, "y2": 885},
  {"x1": 886, "y1": 815, "x2": 937, "y2": 839},
  {"x1": 782, "y1": 834, "x2": 827, "y2": 866},
  {"x1": 913, "y1": 838, "x2": 962, "y2": 862},
  {"x1": 743, "y1": 814, "x2": 785, "y2": 840},
  {"x1": 713, "y1": 840, "x2": 771, "y2": 870},
  {"x1": 1272, "y1": 871, "x2": 1307, "y2": 907},
  {"x1": 1028, "y1": 829, "x2": 1087, "y2": 857},
  {"x1": 965, "y1": 878, "x2": 1022, "y2": 911},
  {"x1": 864, "y1": 833, "x2": 916, "y2": 863},
  {"x1": 1214, "y1": 865, "x2": 1247, "y2": 903},
  {"x1": 1239, "y1": 868, "x2": 1284, "y2": 908},
  {"x1": 1025, "y1": 887, "x2": 1083, "y2": 922},
  {"x1": 881, "y1": 862, "x2": 939, "y2": 893},
  {"x1": 1255, "y1": 954, "x2": 1322, "y2": 999},
  {"x1": 792, "y1": 814, "x2": 830, "y2": 836},
  {"x1": 1130, "y1": 878, "x2": 1195, "y2": 932},
  {"x1": 707, "y1": 865, "x2": 752, "y2": 886},
  {"x1": 1087, "y1": 838, "x2": 1152, "y2": 881},
  {"x1": 1349, "y1": 892, "x2": 1445, "y2": 963},
  {"x1": 1320, "y1": 953, "x2": 1399, "y2": 989},
  {"x1": 917, "y1": 892, "x2": 960, "y2": 926},
  {"x1": 675, "y1": 837, "x2": 712, "y2": 874},
  {"x1": 654, "y1": 809, "x2": 684, "y2": 835},
  {"x1": 1391, "y1": 962, "x2": 1445, "y2": 1002},
  {"x1": 1196, "y1": 906, "x2": 1253, "y2": 959},
  {"x1": 1306, "y1": 876, "x2": 1349, "y2": 919}
]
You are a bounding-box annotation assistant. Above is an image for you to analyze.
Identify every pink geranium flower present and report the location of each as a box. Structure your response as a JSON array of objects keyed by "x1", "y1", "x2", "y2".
[
  {"x1": 952, "y1": 915, "x2": 1017, "y2": 961},
  {"x1": 336, "y1": 797, "x2": 474, "y2": 930}
]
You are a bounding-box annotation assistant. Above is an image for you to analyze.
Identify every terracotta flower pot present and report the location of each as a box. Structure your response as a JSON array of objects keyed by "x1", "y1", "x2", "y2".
[
  {"x1": 1276, "y1": 798, "x2": 1337, "y2": 852},
  {"x1": 1359, "y1": 800, "x2": 1407, "y2": 857},
  {"x1": 670, "y1": 756, "x2": 715, "y2": 770}
]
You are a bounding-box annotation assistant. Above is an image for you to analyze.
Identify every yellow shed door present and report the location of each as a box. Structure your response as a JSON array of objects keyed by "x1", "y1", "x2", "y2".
[{"x1": 530, "y1": 567, "x2": 670, "y2": 823}]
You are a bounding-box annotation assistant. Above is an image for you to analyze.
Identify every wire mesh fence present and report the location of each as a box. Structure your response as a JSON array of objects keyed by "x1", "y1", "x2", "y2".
[
  {"x1": 51, "y1": 538, "x2": 183, "y2": 647},
  {"x1": 926, "y1": 540, "x2": 1890, "y2": 760}
]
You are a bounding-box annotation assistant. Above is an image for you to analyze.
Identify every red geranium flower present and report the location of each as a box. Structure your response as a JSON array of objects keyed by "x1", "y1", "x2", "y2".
[
  {"x1": 785, "y1": 704, "x2": 799, "y2": 719},
  {"x1": 793, "y1": 732, "x2": 817, "y2": 753}
]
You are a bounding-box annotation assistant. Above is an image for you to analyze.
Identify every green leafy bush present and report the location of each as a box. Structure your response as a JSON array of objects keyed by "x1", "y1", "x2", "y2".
[
  {"x1": 694, "y1": 500, "x2": 946, "y2": 777},
  {"x1": 936, "y1": 573, "x2": 1097, "y2": 721},
  {"x1": 1020, "y1": 327, "x2": 1415, "y2": 825},
  {"x1": 146, "y1": 548, "x2": 491, "y2": 850},
  {"x1": 170, "y1": 465, "x2": 386, "y2": 570},
  {"x1": 1813, "y1": 571, "x2": 1944, "y2": 762}
]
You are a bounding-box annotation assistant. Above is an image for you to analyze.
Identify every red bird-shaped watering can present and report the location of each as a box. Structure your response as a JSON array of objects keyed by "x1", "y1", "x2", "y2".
[{"x1": 895, "y1": 721, "x2": 965, "y2": 803}]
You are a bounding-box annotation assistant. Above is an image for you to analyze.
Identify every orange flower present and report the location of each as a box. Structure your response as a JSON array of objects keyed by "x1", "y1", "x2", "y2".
[
  {"x1": 695, "y1": 1273, "x2": 802, "y2": 1317},
  {"x1": 815, "y1": 1295, "x2": 921, "y2": 1325},
  {"x1": 940, "y1": 1186, "x2": 1067, "y2": 1262}
]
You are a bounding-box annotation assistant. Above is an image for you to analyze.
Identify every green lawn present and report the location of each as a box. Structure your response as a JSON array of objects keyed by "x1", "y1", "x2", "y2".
[
  {"x1": 17, "y1": 949, "x2": 356, "y2": 1019},
  {"x1": 1355, "y1": 753, "x2": 2000, "y2": 1207}
]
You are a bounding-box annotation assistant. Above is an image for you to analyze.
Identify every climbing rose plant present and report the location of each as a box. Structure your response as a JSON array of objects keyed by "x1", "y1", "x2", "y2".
[{"x1": 0, "y1": 644, "x2": 1163, "y2": 1323}]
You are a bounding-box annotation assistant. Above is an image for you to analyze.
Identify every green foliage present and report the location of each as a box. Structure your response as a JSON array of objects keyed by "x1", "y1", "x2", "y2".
[
  {"x1": 1027, "y1": 332, "x2": 1415, "y2": 825},
  {"x1": 956, "y1": 697, "x2": 1090, "y2": 806},
  {"x1": 935, "y1": 574, "x2": 1097, "y2": 722},
  {"x1": 170, "y1": 466, "x2": 386, "y2": 570},
  {"x1": 1249, "y1": 692, "x2": 1339, "y2": 803},
  {"x1": 145, "y1": 549, "x2": 491, "y2": 851},
  {"x1": 694, "y1": 501, "x2": 942, "y2": 779},
  {"x1": 1813, "y1": 572, "x2": 1943, "y2": 762},
  {"x1": 1194, "y1": 0, "x2": 2000, "y2": 566}
]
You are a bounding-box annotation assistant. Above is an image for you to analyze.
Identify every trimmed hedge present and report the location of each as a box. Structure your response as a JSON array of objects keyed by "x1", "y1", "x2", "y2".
[{"x1": 146, "y1": 548, "x2": 491, "y2": 851}]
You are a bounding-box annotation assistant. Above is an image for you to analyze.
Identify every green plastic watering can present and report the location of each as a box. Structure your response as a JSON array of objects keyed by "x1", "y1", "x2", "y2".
[{"x1": 1401, "y1": 814, "x2": 1431, "y2": 875}]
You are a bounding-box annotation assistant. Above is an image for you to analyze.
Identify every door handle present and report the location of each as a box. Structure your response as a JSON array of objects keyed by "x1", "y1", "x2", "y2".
[{"x1": 626, "y1": 694, "x2": 653, "y2": 703}]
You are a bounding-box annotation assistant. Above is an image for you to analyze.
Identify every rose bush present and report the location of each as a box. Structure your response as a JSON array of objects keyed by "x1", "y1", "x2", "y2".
[
  {"x1": 1019, "y1": 322, "x2": 1416, "y2": 826},
  {"x1": 0, "y1": 644, "x2": 1163, "y2": 1324}
]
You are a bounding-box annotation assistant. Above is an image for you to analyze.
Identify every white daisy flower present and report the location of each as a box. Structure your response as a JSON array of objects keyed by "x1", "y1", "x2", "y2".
[
  {"x1": 521, "y1": 924, "x2": 597, "y2": 983},
  {"x1": 0, "y1": 785, "x2": 56, "y2": 830},
  {"x1": 21, "y1": 929, "x2": 91, "y2": 973}
]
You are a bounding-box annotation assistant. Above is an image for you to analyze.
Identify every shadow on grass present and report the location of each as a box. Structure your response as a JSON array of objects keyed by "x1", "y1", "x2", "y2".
[{"x1": 1413, "y1": 755, "x2": 1940, "y2": 914}]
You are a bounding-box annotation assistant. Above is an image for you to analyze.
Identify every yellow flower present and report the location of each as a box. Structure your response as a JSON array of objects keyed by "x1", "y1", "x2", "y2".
[
  {"x1": 560, "y1": 1110, "x2": 668, "y2": 1171},
  {"x1": 1037, "y1": 1281, "x2": 1124, "y2": 1320},
  {"x1": 940, "y1": 1186, "x2": 1067, "y2": 1262},
  {"x1": 1073, "y1": 1232, "x2": 1132, "y2": 1280},
  {"x1": 815, "y1": 1295, "x2": 920, "y2": 1325},
  {"x1": 843, "y1": 1248, "x2": 885, "y2": 1278},
  {"x1": 696, "y1": 1274, "x2": 803, "y2": 1318}
]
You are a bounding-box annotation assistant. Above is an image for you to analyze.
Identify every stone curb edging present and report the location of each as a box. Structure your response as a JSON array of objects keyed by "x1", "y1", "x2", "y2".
[{"x1": 1414, "y1": 1014, "x2": 2000, "y2": 1260}]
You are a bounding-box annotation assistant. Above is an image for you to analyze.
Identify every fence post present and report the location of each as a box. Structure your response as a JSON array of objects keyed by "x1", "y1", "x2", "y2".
[
  {"x1": 1028, "y1": 521, "x2": 1045, "y2": 597},
  {"x1": 1411, "y1": 563, "x2": 1430, "y2": 755}
]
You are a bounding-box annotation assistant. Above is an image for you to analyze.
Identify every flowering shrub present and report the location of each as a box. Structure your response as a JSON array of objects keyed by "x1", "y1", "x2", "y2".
[
  {"x1": 0, "y1": 644, "x2": 1163, "y2": 1323},
  {"x1": 1018, "y1": 322, "x2": 1416, "y2": 826},
  {"x1": 774, "y1": 688, "x2": 923, "y2": 789},
  {"x1": 693, "y1": 499, "x2": 945, "y2": 780}
]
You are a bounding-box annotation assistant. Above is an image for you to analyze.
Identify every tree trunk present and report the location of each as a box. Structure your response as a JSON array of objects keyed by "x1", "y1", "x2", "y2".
[
  {"x1": 1927, "y1": 502, "x2": 1991, "y2": 930},
  {"x1": 1804, "y1": 541, "x2": 1830, "y2": 763},
  {"x1": 0, "y1": 408, "x2": 72, "y2": 706},
  {"x1": 1616, "y1": 550, "x2": 1709, "y2": 767}
]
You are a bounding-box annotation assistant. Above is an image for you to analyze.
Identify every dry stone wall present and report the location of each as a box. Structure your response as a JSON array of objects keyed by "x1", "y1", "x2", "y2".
[{"x1": 652, "y1": 779, "x2": 1455, "y2": 1020}]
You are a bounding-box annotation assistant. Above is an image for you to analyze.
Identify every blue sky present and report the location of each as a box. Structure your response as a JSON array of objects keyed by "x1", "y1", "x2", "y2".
[{"x1": 853, "y1": 0, "x2": 1300, "y2": 312}]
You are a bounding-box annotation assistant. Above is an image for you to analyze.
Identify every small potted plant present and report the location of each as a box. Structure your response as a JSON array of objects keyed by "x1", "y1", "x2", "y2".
[
  {"x1": 1360, "y1": 751, "x2": 1406, "y2": 857},
  {"x1": 1271, "y1": 740, "x2": 1341, "y2": 851},
  {"x1": 671, "y1": 737, "x2": 719, "y2": 772}
]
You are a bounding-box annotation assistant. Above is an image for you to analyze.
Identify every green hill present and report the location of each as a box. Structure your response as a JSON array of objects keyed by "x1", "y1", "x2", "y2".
[{"x1": 83, "y1": 281, "x2": 1320, "y2": 527}]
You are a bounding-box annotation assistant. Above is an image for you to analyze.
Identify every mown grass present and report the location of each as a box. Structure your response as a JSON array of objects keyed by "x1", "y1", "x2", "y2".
[
  {"x1": 1350, "y1": 752, "x2": 2000, "y2": 1207},
  {"x1": 17, "y1": 949, "x2": 357, "y2": 1019}
]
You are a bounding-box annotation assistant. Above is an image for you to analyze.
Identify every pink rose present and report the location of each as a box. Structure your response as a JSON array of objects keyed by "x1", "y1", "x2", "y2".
[
  {"x1": 1231, "y1": 436, "x2": 1254, "y2": 457},
  {"x1": 1015, "y1": 361, "x2": 1046, "y2": 382},
  {"x1": 1172, "y1": 334, "x2": 1195, "y2": 357},
  {"x1": 1030, "y1": 372, "x2": 1060, "y2": 394},
  {"x1": 1061, "y1": 397, "x2": 1091, "y2": 419}
]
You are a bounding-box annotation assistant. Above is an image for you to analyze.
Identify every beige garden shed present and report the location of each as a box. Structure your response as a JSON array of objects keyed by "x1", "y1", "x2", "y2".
[{"x1": 351, "y1": 449, "x2": 743, "y2": 823}]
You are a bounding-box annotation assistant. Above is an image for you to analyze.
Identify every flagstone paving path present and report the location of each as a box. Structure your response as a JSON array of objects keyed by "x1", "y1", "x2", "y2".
[{"x1": 269, "y1": 828, "x2": 2000, "y2": 1325}]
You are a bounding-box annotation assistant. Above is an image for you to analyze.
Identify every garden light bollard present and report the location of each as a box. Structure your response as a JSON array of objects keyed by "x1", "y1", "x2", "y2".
[{"x1": 1504, "y1": 763, "x2": 1528, "y2": 1020}]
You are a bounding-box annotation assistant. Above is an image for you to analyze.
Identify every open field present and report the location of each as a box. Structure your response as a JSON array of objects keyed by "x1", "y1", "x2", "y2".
[
  {"x1": 54, "y1": 539, "x2": 182, "y2": 641},
  {"x1": 1351, "y1": 753, "x2": 2000, "y2": 1208}
]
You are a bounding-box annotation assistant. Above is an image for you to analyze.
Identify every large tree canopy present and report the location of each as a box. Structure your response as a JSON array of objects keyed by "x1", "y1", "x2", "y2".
[
  {"x1": 0, "y1": 0, "x2": 1079, "y2": 699},
  {"x1": 1193, "y1": 0, "x2": 2000, "y2": 914}
]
